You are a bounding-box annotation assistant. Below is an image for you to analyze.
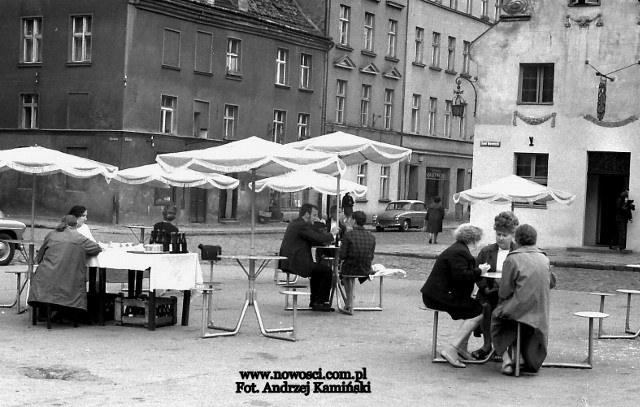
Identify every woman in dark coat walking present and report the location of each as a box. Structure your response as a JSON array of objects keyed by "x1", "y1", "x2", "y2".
[{"x1": 426, "y1": 196, "x2": 445, "y2": 244}]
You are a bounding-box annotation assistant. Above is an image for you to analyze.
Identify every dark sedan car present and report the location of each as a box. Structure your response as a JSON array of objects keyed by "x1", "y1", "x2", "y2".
[
  {"x1": 0, "y1": 214, "x2": 27, "y2": 265},
  {"x1": 372, "y1": 200, "x2": 428, "y2": 232}
]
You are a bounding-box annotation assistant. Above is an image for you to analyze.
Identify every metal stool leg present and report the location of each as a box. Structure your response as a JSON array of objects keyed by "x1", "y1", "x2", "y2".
[{"x1": 515, "y1": 322, "x2": 521, "y2": 377}]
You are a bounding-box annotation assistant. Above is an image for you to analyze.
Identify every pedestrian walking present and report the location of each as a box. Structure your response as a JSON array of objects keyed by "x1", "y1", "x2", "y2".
[
  {"x1": 426, "y1": 196, "x2": 445, "y2": 244},
  {"x1": 610, "y1": 188, "x2": 634, "y2": 254}
]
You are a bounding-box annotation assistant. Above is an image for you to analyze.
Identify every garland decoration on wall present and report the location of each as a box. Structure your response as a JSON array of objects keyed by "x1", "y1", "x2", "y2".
[
  {"x1": 564, "y1": 13, "x2": 603, "y2": 28},
  {"x1": 513, "y1": 111, "x2": 556, "y2": 127}
]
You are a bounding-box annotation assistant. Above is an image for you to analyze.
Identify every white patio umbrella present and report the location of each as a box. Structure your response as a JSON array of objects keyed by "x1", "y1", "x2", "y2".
[
  {"x1": 0, "y1": 145, "x2": 118, "y2": 240},
  {"x1": 249, "y1": 169, "x2": 367, "y2": 197},
  {"x1": 113, "y1": 163, "x2": 239, "y2": 190},
  {"x1": 288, "y1": 131, "x2": 412, "y2": 213},
  {"x1": 156, "y1": 136, "x2": 345, "y2": 255},
  {"x1": 453, "y1": 174, "x2": 576, "y2": 210}
]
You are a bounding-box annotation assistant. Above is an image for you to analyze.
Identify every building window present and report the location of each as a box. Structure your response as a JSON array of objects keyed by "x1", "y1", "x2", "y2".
[
  {"x1": 300, "y1": 53, "x2": 312, "y2": 89},
  {"x1": 297, "y1": 113, "x2": 310, "y2": 140},
  {"x1": 450, "y1": 0, "x2": 459, "y2": 9},
  {"x1": 495, "y1": 0, "x2": 501, "y2": 20},
  {"x1": 357, "y1": 163, "x2": 368, "y2": 199},
  {"x1": 364, "y1": 13, "x2": 375, "y2": 52},
  {"x1": 338, "y1": 5, "x2": 351, "y2": 46},
  {"x1": 428, "y1": 97, "x2": 437, "y2": 136},
  {"x1": 481, "y1": 0, "x2": 489, "y2": 17},
  {"x1": 22, "y1": 18, "x2": 42, "y2": 63},
  {"x1": 71, "y1": 16, "x2": 92, "y2": 62},
  {"x1": 458, "y1": 109, "x2": 467, "y2": 140},
  {"x1": 383, "y1": 89, "x2": 394, "y2": 130},
  {"x1": 414, "y1": 27, "x2": 424, "y2": 63},
  {"x1": 195, "y1": 31, "x2": 213, "y2": 73},
  {"x1": 431, "y1": 32, "x2": 441, "y2": 68},
  {"x1": 466, "y1": 0, "x2": 473, "y2": 14},
  {"x1": 411, "y1": 94, "x2": 421, "y2": 133},
  {"x1": 226, "y1": 38, "x2": 241, "y2": 74},
  {"x1": 336, "y1": 80, "x2": 347, "y2": 124},
  {"x1": 360, "y1": 84, "x2": 371, "y2": 127},
  {"x1": 273, "y1": 110, "x2": 286, "y2": 143},
  {"x1": 223, "y1": 104, "x2": 238, "y2": 140},
  {"x1": 569, "y1": 0, "x2": 600, "y2": 6},
  {"x1": 447, "y1": 36, "x2": 456, "y2": 71},
  {"x1": 160, "y1": 95, "x2": 177, "y2": 134},
  {"x1": 21, "y1": 93, "x2": 38, "y2": 129},
  {"x1": 519, "y1": 63, "x2": 554, "y2": 104},
  {"x1": 193, "y1": 100, "x2": 210, "y2": 138},
  {"x1": 515, "y1": 153, "x2": 549, "y2": 206},
  {"x1": 276, "y1": 48, "x2": 289, "y2": 86},
  {"x1": 380, "y1": 165, "x2": 390, "y2": 200},
  {"x1": 387, "y1": 19, "x2": 397, "y2": 58},
  {"x1": 444, "y1": 100, "x2": 452, "y2": 138},
  {"x1": 462, "y1": 41, "x2": 470, "y2": 75}
]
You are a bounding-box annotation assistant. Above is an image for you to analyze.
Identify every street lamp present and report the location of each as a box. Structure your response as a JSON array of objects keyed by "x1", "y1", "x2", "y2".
[{"x1": 451, "y1": 75, "x2": 478, "y2": 118}]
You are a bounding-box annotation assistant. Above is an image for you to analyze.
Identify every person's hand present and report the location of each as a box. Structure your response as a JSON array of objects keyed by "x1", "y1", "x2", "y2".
[
  {"x1": 479, "y1": 263, "x2": 491, "y2": 273},
  {"x1": 330, "y1": 225, "x2": 340, "y2": 235}
]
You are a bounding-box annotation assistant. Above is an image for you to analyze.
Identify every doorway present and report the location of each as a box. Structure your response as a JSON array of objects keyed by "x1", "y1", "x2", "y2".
[
  {"x1": 584, "y1": 152, "x2": 629, "y2": 245},
  {"x1": 189, "y1": 187, "x2": 207, "y2": 223}
]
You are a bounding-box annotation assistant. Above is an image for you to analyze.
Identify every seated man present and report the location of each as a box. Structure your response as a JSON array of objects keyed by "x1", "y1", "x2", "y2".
[
  {"x1": 279, "y1": 203, "x2": 338, "y2": 312},
  {"x1": 153, "y1": 204, "x2": 179, "y2": 235},
  {"x1": 339, "y1": 211, "x2": 376, "y2": 310},
  {"x1": 28, "y1": 215, "x2": 102, "y2": 321}
]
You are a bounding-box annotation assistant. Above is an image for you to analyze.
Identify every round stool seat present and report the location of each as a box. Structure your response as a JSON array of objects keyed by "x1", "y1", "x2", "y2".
[
  {"x1": 589, "y1": 292, "x2": 615, "y2": 296},
  {"x1": 616, "y1": 289, "x2": 640, "y2": 295},
  {"x1": 280, "y1": 291, "x2": 311, "y2": 296},
  {"x1": 574, "y1": 311, "x2": 609, "y2": 319},
  {"x1": 282, "y1": 284, "x2": 308, "y2": 289}
]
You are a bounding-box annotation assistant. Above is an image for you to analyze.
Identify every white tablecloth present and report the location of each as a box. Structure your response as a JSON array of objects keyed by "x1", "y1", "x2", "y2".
[{"x1": 87, "y1": 249, "x2": 203, "y2": 290}]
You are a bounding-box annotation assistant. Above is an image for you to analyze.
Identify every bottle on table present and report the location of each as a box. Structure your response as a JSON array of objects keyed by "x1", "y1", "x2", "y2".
[
  {"x1": 162, "y1": 230, "x2": 170, "y2": 252},
  {"x1": 171, "y1": 232, "x2": 179, "y2": 253},
  {"x1": 180, "y1": 233, "x2": 188, "y2": 253}
]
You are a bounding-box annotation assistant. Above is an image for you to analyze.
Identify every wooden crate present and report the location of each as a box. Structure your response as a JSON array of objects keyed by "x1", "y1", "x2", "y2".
[{"x1": 115, "y1": 296, "x2": 177, "y2": 328}]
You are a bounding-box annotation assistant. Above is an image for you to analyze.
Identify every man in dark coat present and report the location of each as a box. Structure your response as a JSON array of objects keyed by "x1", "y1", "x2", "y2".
[
  {"x1": 610, "y1": 188, "x2": 634, "y2": 253},
  {"x1": 342, "y1": 192, "x2": 354, "y2": 217},
  {"x1": 279, "y1": 203, "x2": 338, "y2": 311},
  {"x1": 28, "y1": 215, "x2": 102, "y2": 313}
]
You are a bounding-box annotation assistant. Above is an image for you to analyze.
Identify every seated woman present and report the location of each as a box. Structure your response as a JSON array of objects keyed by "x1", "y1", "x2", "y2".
[
  {"x1": 68, "y1": 205, "x2": 96, "y2": 242},
  {"x1": 491, "y1": 224, "x2": 557, "y2": 375},
  {"x1": 28, "y1": 215, "x2": 102, "y2": 322},
  {"x1": 421, "y1": 223, "x2": 489, "y2": 368},
  {"x1": 472, "y1": 211, "x2": 519, "y2": 360}
]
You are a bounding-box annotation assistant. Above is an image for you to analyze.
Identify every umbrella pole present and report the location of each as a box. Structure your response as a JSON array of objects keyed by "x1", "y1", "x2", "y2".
[
  {"x1": 251, "y1": 169, "x2": 256, "y2": 256},
  {"x1": 30, "y1": 175, "x2": 36, "y2": 241},
  {"x1": 336, "y1": 174, "x2": 341, "y2": 217}
]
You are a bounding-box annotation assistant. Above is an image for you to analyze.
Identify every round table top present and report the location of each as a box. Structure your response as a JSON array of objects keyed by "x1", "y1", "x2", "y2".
[
  {"x1": 616, "y1": 289, "x2": 640, "y2": 295},
  {"x1": 574, "y1": 311, "x2": 609, "y2": 319},
  {"x1": 280, "y1": 290, "x2": 311, "y2": 296},
  {"x1": 589, "y1": 292, "x2": 615, "y2": 296}
]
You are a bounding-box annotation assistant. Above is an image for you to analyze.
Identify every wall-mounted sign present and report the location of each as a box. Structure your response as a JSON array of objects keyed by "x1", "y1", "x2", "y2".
[
  {"x1": 480, "y1": 141, "x2": 501, "y2": 147},
  {"x1": 425, "y1": 167, "x2": 449, "y2": 180}
]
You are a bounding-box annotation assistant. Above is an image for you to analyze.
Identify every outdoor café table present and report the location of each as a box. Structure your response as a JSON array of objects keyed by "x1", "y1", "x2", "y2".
[
  {"x1": 123, "y1": 225, "x2": 154, "y2": 244},
  {"x1": 0, "y1": 239, "x2": 35, "y2": 314},
  {"x1": 87, "y1": 249, "x2": 203, "y2": 330},
  {"x1": 207, "y1": 254, "x2": 288, "y2": 340}
]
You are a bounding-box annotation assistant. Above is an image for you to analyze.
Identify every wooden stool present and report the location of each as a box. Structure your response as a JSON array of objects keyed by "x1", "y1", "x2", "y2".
[
  {"x1": 2, "y1": 270, "x2": 29, "y2": 314},
  {"x1": 339, "y1": 275, "x2": 384, "y2": 315},
  {"x1": 598, "y1": 289, "x2": 640, "y2": 339},
  {"x1": 420, "y1": 306, "x2": 493, "y2": 364},
  {"x1": 542, "y1": 311, "x2": 609, "y2": 370},
  {"x1": 279, "y1": 291, "x2": 311, "y2": 341},
  {"x1": 589, "y1": 292, "x2": 615, "y2": 338}
]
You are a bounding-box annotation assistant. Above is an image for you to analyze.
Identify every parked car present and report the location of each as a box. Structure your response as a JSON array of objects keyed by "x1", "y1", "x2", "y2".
[
  {"x1": 372, "y1": 200, "x2": 428, "y2": 232},
  {"x1": 0, "y1": 213, "x2": 27, "y2": 265}
]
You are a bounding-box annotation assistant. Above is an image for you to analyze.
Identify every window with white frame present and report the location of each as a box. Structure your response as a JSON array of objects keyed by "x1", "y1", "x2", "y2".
[
  {"x1": 466, "y1": 0, "x2": 473, "y2": 14},
  {"x1": 300, "y1": 53, "x2": 312, "y2": 89},
  {"x1": 428, "y1": 97, "x2": 437, "y2": 136},
  {"x1": 414, "y1": 27, "x2": 424, "y2": 63},
  {"x1": 364, "y1": 13, "x2": 375, "y2": 52},
  {"x1": 71, "y1": 15, "x2": 92, "y2": 62},
  {"x1": 431, "y1": 32, "x2": 440, "y2": 67},
  {"x1": 462, "y1": 41, "x2": 470, "y2": 74},
  {"x1": 226, "y1": 38, "x2": 241, "y2": 73},
  {"x1": 411, "y1": 94, "x2": 421, "y2": 133},
  {"x1": 383, "y1": 89, "x2": 394, "y2": 130},
  {"x1": 273, "y1": 110, "x2": 286, "y2": 143},
  {"x1": 160, "y1": 95, "x2": 177, "y2": 134},
  {"x1": 22, "y1": 18, "x2": 42, "y2": 63},
  {"x1": 444, "y1": 100, "x2": 452, "y2": 138},
  {"x1": 360, "y1": 84, "x2": 371, "y2": 127},
  {"x1": 297, "y1": 113, "x2": 310, "y2": 140},
  {"x1": 21, "y1": 93, "x2": 38, "y2": 129},
  {"x1": 458, "y1": 109, "x2": 467, "y2": 139},
  {"x1": 450, "y1": 0, "x2": 458, "y2": 9},
  {"x1": 387, "y1": 19, "x2": 397, "y2": 58},
  {"x1": 223, "y1": 104, "x2": 238, "y2": 140},
  {"x1": 447, "y1": 36, "x2": 456, "y2": 71},
  {"x1": 275, "y1": 48, "x2": 289, "y2": 86},
  {"x1": 357, "y1": 163, "x2": 368, "y2": 199},
  {"x1": 336, "y1": 80, "x2": 347, "y2": 124},
  {"x1": 481, "y1": 0, "x2": 489, "y2": 16},
  {"x1": 495, "y1": 0, "x2": 501, "y2": 20},
  {"x1": 519, "y1": 63, "x2": 554, "y2": 104},
  {"x1": 338, "y1": 5, "x2": 351, "y2": 46},
  {"x1": 515, "y1": 153, "x2": 549, "y2": 206},
  {"x1": 380, "y1": 165, "x2": 390, "y2": 200}
]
